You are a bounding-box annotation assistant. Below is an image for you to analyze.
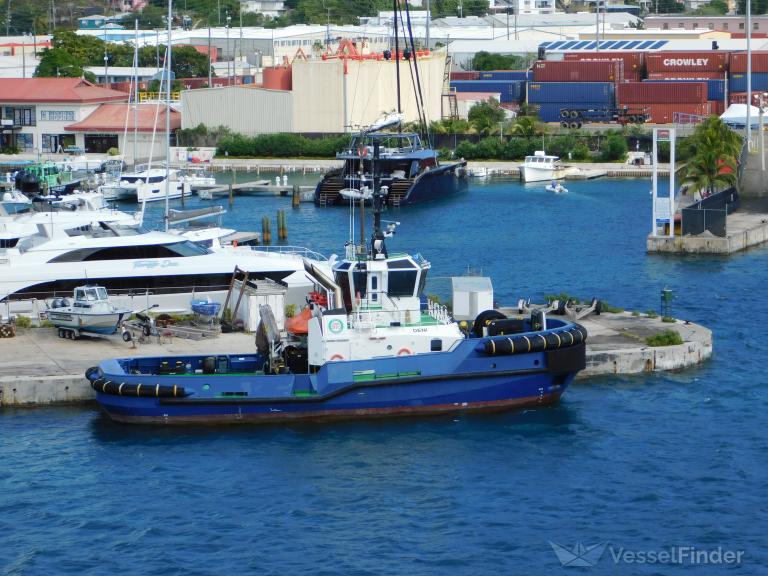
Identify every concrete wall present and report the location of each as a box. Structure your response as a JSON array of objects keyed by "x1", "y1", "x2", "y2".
[{"x1": 181, "y1": 86, "x2": 293, "y2": 134}]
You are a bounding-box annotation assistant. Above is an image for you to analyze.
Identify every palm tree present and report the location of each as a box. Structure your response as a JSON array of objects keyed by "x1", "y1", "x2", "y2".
[
  {"x1": 680, "y1": 115, "x2": 743, "y2": 197},
  {"x1": 509, "y1": 116, "x2": 540, "y2": 138}
]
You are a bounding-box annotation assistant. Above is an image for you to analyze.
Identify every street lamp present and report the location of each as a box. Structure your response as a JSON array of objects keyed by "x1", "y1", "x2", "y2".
[{"x1": 506, "y1": 5, "x2": 510, "y2": 41}]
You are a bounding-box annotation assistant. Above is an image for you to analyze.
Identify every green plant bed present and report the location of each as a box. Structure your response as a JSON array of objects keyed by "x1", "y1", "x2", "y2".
[
  {"x1": 661, "y1": 316, "x2": 677, "y2": 323},
  {"x1": 646, "y1": 330, "x2": 684, "y2": 347}
]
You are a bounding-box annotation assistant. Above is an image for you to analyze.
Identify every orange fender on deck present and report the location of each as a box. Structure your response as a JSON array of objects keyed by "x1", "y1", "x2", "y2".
[{"x1": 285, "y1": 306, "x2": 312, "y2": 335}]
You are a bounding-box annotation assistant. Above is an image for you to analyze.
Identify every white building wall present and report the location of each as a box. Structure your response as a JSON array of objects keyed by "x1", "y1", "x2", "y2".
[{"x1": 292, "y1": 53, "x2": 446, "y2": 132}]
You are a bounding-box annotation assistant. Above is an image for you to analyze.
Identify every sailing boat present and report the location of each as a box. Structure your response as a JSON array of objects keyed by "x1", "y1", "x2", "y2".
[{"x1": 314, "y1": 1, "x2": 467, "y2": 207}]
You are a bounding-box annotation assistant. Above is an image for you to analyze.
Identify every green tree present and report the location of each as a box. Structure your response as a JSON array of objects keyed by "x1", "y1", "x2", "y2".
[
  {"x1": 649, "y1": 0, "x2": 685, "y2": 12},
  {"x1": 509, "y1": 115, "x2": 541, "y2": 138},
  {"x1": 599, "y1": 133, "x2": 628, "y2": 162},
  {"x1": 468, "y1": 98, "x2": 506, "y2": 135},
  {"x1": 693, "y1": 0, "x2": 728, "y2": 14},
  {"x1": 680, "y1": 115, "x2": 742, "y2": 196},
  {"x1": 35, "y1": 48, "x2": 85, "y2": 77},
  {"x1": 463, "y1": 0, "x2": 489, "y2": 16},
  {"x1": 737, "y1": 0, "x2": 768, "y2": 14},
  {"x1": 472, "y1": 51, "x2": 528, "y2": 71}
]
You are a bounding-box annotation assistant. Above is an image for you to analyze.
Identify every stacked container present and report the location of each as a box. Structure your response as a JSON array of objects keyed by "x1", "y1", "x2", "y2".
[
  {"x1": 563, "y1": 52, "x2": 644, "y2": 82},
  {"x1": 532, "y1": 60, "x2": 622, "y2": 83},
  {"x1": 528, "y1": 82, "x2": 615, "y2": 122},
  {"x1": 617, "y1": 82, "x2": 710, "y2": 123},
  {"x1": 729, "y1": 52, "x2": 768, "y2": 93},
  {"x1": 450, "y1": 80, "x2": 526, "y2": 103},
  {"x1": 450, "y1": 71, "x2": 481, "y2": 81}
]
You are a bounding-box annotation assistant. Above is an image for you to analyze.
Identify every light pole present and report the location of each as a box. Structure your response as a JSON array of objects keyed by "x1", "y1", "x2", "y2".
[
  {"x1": 747, "y1": 0, "x2": 752, "y2": 148},
  {"x1": 514, "y1": 0, "x2": 518, "y2": 40},
  {"x1": 506, "y1": 5, "x2": 510, "y2": 40},
  {"x1": 226, "y1": 13, "x2": 231, "y2": 86}
]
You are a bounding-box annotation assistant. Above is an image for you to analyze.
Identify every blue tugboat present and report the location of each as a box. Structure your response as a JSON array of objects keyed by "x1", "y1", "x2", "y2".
[
  {"x1": 86, "y1": 139, "x2": 586, "y2": 425},
  {"x1": 314, "y1": 117, "x2": 468, "y2": 207}
]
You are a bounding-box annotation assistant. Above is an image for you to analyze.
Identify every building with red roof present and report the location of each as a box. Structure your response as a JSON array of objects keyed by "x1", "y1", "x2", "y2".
[{"x1": 0, "y1": 78, "x2": 130, "y2": 154}]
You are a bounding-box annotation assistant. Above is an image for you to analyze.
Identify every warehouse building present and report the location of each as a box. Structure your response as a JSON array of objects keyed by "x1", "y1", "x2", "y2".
[{"x1": 181, "y1": 52, "x2": 446, "y2": 134}]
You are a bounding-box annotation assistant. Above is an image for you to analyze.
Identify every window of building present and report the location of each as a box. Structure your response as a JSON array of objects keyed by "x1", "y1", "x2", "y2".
[
  {"x1": 692, "y1": 23, "x2": 698, "y2": 29},
  {"x1": 754, "y1": 22, "x2": 759, "y2": 30},
  {"x1": 724, "y1": 23, "x2": 728, "y2": 30},
  {"x1": 16, "y1": 133, "x2": 33, "y2": 150},
  {"x1": 4, "y1": 107, "x2": 35, "y2": 126},
  {"x1": 678, "y1": 22, "x2": 685, "y2": 28},
  {"x1": 740, "y1": 22, "x2": 745, "y2": 29},
  {"x1": 708, "y1": 23, "x2": 714, "y2": 30},
  {"x1": 663, "y1": 23, "x2": 669, "y2": 29},
  {"x1": 40, "y1": 110, "x2": 75, "y2": 122}
]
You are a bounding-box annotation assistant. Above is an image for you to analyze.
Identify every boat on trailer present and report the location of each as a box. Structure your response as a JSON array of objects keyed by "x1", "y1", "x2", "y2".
[
  {"x1": 48, "y1": 285, "x2": 131, "y2": 339},
  {"x1": 86, "y1": 140, "x2": 587, "y2": 425}
]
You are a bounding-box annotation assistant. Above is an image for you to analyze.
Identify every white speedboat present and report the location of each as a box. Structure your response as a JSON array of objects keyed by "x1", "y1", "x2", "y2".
[
  {"x1": 99, "y1": 168, "x2": 190, "y2": 203},
  {"x1": 545, "y1": 181, "x2": 568, "y2": 194},
  {"x1": 519, "y1": 151, "x2": 570, "y2": 183},
  {"x1": 180, "y1": 167, "x2": 217, "y2": 190},
  {"x1": 47, "y1": 285, "x2": 132, "y2": 338},
  {"x1": 1, "y1": 189, "x2": 31, "y2": 214}
]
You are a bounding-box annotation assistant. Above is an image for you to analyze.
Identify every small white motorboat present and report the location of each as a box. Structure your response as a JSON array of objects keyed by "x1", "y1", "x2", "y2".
[
  {"x1": 546, "y1": 181, "x2": 568, "y2": 194},
  {"x1": 47, "y1": 285, "x2": 132, "y2": 339}
]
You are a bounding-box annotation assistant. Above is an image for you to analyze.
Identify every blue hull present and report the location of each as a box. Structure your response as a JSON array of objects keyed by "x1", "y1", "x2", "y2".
[
  {"x1": 315, "y1": 162, "x2": 468, "y2": 207},
  {"x1": 87, "y1": 325, "x2": 586, "y2": 425}
]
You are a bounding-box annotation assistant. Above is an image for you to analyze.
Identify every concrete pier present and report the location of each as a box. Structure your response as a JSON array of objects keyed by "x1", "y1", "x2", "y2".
[
  {"x1": 0, "y1": 311, "x2": 712, "y2": 407},
  {"x1": 647, "y1": 197, "x2": 768, "y2": 255}
]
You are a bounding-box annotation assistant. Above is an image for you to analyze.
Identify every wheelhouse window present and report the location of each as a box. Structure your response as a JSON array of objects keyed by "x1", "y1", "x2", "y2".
[{"x1": 48, "y1": 241, "x2": 209, "y2": 263}]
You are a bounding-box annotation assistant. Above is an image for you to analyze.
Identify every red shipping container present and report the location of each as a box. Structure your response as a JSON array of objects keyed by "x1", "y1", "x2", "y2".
[
  {"x1": 617, "y1": 82, "x2": 707, "y2": 104},
  {"x1": 645, "y1": 102, "x2": 712, "y2": 124},
  {"x1": 533, "y1": 60, "x2": 621, "y2": 82},
  {"x1": 730, "y1": 51, "x2": 768, "y2": 72},
  {"x1": 564, "y1": 51, "x2": 643, "y2": 70},
  {"x1": 646, "y1": 71, "x2": 724, "y2": 80},
  {"x1": 646, "y1": 51, "x2": 728, "y2": 73},
  {"x1": 451, "y1": 71, "x2": 480, "y2": 81},
  {"x1": 710, "y1": 100, "x2": 725, "y2": 115}
]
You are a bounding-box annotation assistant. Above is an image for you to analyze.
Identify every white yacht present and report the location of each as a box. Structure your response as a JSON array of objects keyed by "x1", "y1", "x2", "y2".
[
  {"x1": 0, "y1": 221, "x2": 326, "y2": 314},
  {"x1": 519, "y1": 151, "x2": 571, "y2": 183},
  {"x1": 179, "y1": 166, "x2": 217, "y2": 190},
  {"x1": 99, "y1": 168, "x2": 190, "y2": 203}
]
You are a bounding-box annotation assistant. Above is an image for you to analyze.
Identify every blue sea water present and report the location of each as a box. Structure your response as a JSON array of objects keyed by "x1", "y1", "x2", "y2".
[{"x1": 2, "y1": 177, "x2": 768, "y2": 575}]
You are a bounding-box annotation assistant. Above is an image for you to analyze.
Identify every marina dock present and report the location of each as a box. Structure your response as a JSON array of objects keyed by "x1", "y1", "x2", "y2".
[
  {"x1": 1, "y1": 311, "x2": 711, "y2": 407},
  {"x1": 201, "y1": 181, "x2": 316, "y2": 201}
]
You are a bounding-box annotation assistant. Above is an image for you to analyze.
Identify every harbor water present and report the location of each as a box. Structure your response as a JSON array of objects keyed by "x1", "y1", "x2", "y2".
[{"x1": 2, "y1": 177, "x2": 767, "y2": 574}]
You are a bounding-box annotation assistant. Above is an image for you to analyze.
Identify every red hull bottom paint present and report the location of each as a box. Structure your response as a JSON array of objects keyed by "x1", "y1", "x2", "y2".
[{"x1": 102, "y1": 393, "x2": 564, "y2": 425}]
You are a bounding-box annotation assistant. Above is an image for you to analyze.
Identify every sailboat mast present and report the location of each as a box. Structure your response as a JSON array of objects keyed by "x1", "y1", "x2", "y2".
[
  {"x1": 133, "y1": 18, "x2": 138, "y2": 169},
  {"x1": 393, "y1": 0, "x2": 401, "y2": 118},
  {"x1": 164, "y1": 0, "x2": 172, "y2": 231}
]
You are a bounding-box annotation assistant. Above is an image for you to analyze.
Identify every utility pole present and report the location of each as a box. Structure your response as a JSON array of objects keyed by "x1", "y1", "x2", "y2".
[
  {"x1": 104, "y1": 25, "x2": 108, "y2": 85},
  {"x1": 506, "y1": 5, "x2": 510, "y2": 40},
  {"x1": 514, "y1": 0, "x2": 518, "y2": 40},
  {"x1": 595, "y1": 0, "x2": 600, "y2": 52},
  {"x1": 226, "y1": 12, "x2": 231, "y2": 86},
  {"x1": 747, "y1": 0, "x2": 752, "y2": 149},
  {"x1": 207, "y1": 19, "x2": 212, "y2": 87},
  {"x1": 425, "y1": 0, "x2": 430, "y2": 48},
  {"x1": 6, "y1": 0, "x2": 10, "y2": 36}
]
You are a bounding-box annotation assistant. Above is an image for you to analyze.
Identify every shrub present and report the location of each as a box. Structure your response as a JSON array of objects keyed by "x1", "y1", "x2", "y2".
[
  {"x1": 662, "y1": 316, "x2": 677, "y2": 323},
  {"x1": 646, "y1": 329, "x2": 684, "y2": 347},
  {"x1": 14, "y1": 315, "x2": 32, "y2": 328},
  {"x1": 107, "y1": 147, "x2": 120, "y2": 156},
  {"x1": 599, "y1": 133, "x2": 628, "y2": 162},
  {"x1": 646, "y1": 310, "x2": 659, "y2": 318}
]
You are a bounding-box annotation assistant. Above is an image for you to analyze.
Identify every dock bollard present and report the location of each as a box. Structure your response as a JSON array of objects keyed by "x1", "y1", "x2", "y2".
[
  {"x1": 292, "y1": 185, "x2": 300, "y2": 208},
  {"x1": 262, "y1": 216, "x2": 271, "y2": 245},
  {"x1": 228, "y1": 183, "x2": 234, "y2": 207}
]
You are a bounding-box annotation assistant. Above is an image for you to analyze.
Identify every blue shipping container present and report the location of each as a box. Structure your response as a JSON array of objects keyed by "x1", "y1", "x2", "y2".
[
  {"x1": 729, "y1": 73, "x2": 768, "y2": 93},
  {"x1": 450, "y1": 80, "x2": 526, "y2": 103},
  {"x1": 643, "y1": 79, "x2": 724, "y2": 101},
  {"x1": 534, "y1": 102, "x2": 614, "y2": 123},
  {"x1": 527, "y1": 82, "x2": 615, "y2": 104},
  {"x1": 477, "y1": 70, "x2": 532, "y2": 81}
]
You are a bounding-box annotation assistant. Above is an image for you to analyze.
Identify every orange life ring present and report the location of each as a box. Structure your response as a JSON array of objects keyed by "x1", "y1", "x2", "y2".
[
  {"x1": 330, "y1": 354, "x2": 344, "y2": 361},
  {"x1": 397, "y1": 348, "x2": 412, "y2": 356}
]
